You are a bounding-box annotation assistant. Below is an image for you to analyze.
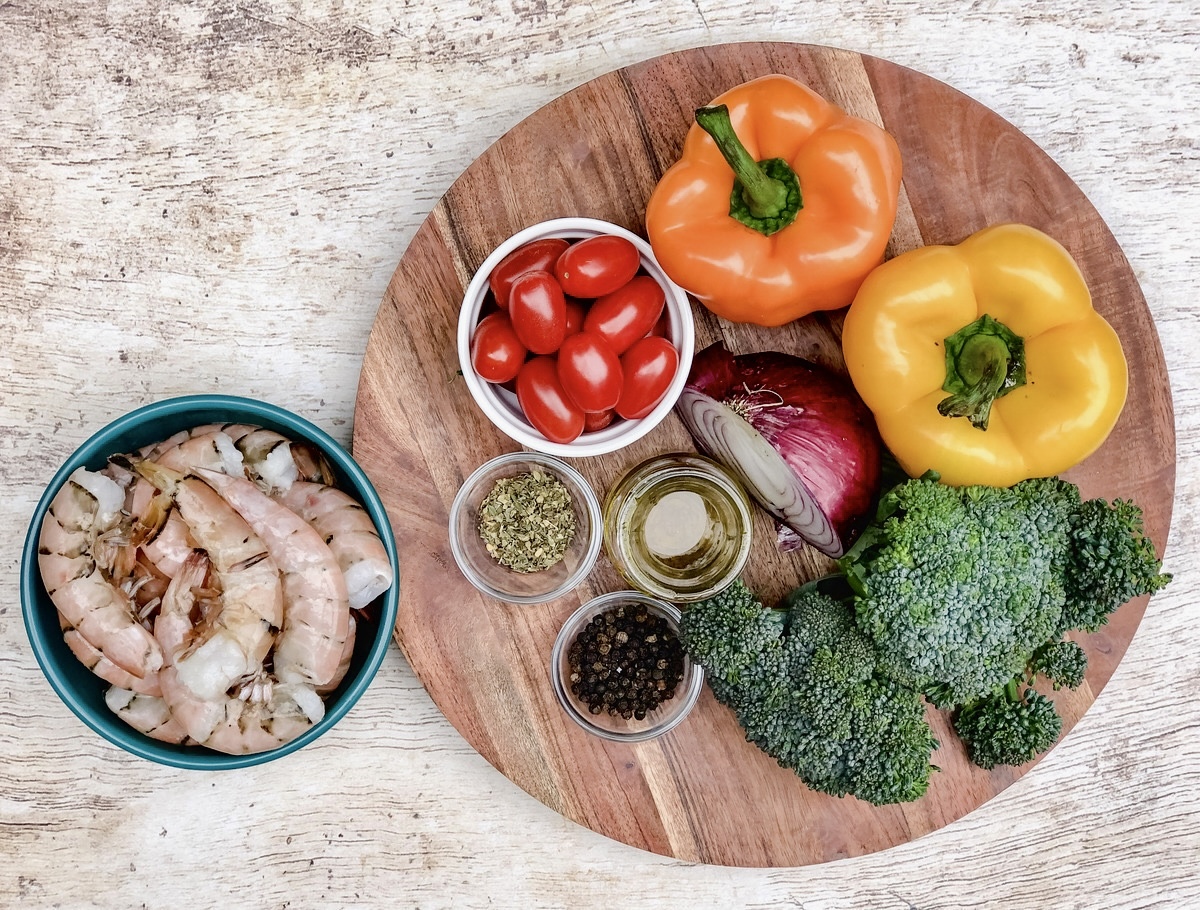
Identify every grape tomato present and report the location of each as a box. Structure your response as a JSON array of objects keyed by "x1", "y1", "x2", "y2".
[
  {"x1": 615, "y1": 336, "x2": 679, "y2": 420},
  {"x1": 583, "y1": 409, "x2": 616, "y2": 433},
  {"x1": 556, "y1": 332, "x2": 623, "y2": 414},
  {"x1": 554, "y1": 235, "x2": 641, "y2": 298},
  {"x1": 470, "y1": 311, "x2": 527, "y2": 384},
  {"x1": 582, "y1": 275, "x2": 666, "y2": 354},
  {"x1": 488, "y1": 238, "x2": 570, "y2": 309},
  {"x1": 508, "y1": 270, "x2": 567, "y2": 355},
  {"x1": 516, "y1": 356, "x2": 585, "y2": 444},
  {"x1": 563, "y1": 297, "x2": 587, "y2": 339}
]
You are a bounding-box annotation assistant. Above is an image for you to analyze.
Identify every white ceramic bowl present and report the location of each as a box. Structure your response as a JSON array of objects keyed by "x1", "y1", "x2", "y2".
[{"x1": 457, "y1": 217, "x2": 695, "y2": 458}]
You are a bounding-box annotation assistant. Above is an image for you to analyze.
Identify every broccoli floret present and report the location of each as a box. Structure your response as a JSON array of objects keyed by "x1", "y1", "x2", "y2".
[
  {"x1": 846, "y1": 678, "x2": 938, "y2": 804},
  {"x1": 840, "y1": 476, "x2": 1169, "y2": 708},
  {"x1": 1060, "y1": 497, "x2": 1173, "y2": 633},
  {"x1": 1030, "y1": 639, "x2": 1088, "y2": 690},
  {"x1": 954, "y1": 680, "x2": 1062, "y2": 769},
  {"x1": 680, "y1": 580, "x2": 936, "y2": 805},
  {"x1": 678, "y1": 578, "x2": 787, "y2": 689},
  {"x1": 841, "y1": 476, "x2": 1078, "y2": 706}
]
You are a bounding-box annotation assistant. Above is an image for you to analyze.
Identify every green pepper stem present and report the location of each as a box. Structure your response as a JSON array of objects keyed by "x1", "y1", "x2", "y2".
[
  {"x1": 694, "y1": 105, "x2": 802, "y2": 236},
  {"x1": 937, "y1": 314, "x2": 1027, "y2": 431}
]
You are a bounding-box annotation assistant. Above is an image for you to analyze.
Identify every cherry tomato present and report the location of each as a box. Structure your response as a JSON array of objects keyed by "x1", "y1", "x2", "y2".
[
  {"x1": 554, "y1": 235, "x2": 640, "y2": 298},
  {"x1": 470, "y1": 311, "x2": 527, "y2": 384},
  {"x1": 615, "y1": 336, "x2": 678, "y2": 420},
  {"x1": 488, "y1": 238, "x2": 570, "y2": 309},
  {"x1": 516, "y1": 356, "x2": 585, "y2": 444},
  {"x1": 563, "y1": 297, "x2": 587, "y2": 339},
  {"x1": 582, "y1": 276, "x2": 666, "y2": 354},
  {"x1": 508, "y1": 270, "x2": 567, "y2": 355},
  {"x1": 556, "y1": 332, "x2": 623, "y2": 414},
  {"x1": 583, "y1": 409, "x2": 616, "y2": 433}
]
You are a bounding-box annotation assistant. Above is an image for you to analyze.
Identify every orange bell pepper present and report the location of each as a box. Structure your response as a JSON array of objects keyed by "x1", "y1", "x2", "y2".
[{"x1": 645, "y1": 74, "x2": 903, "y2": 327}]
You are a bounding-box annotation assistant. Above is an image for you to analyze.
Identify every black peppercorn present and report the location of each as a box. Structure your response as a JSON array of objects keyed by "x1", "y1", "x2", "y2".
[{"x1": 566, "y1": 602, "x2": 685, "y2": 722}]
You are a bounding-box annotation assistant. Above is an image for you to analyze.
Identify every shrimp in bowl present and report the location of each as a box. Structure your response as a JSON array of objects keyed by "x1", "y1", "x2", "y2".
[{"x1": 21, "y1": 395, "x2": 399, "y2": 769}]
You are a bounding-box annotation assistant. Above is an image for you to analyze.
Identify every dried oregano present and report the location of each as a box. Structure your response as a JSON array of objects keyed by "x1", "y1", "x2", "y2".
[{"x1": 477, "y1": 469, "x2": 576, "y2": 573}]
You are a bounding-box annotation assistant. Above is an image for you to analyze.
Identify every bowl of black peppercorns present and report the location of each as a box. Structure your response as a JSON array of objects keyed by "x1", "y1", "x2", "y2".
[{"x1": 550, "y1": 590, "x2": 704, "y2": 742}]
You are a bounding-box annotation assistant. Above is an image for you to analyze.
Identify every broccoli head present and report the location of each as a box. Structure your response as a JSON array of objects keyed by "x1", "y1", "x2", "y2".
[
  {"x1": 841, "y1": 476, "x2": 1079, "y2": 706},
  {"x1": 954, "y1": 680, "x2": 1062, "y2": 769},
  {"x1": 677, "y1": 577, "x2": 787, "y2": 690},
  {"x1": 679, "y1": 580, "x2": 936, "y2": 805},
  {"x1": 840, "y1": 475, "x2": 1170, "y2": 709}
]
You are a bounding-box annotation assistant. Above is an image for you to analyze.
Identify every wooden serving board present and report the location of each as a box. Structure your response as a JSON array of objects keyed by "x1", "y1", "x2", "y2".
[{"x1": 352, "y1": 43, "x2": 1175, "y2": 867}]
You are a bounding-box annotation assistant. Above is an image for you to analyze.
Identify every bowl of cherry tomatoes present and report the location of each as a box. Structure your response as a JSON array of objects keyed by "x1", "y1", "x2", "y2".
[{"x1": 458, "y1": 217, "x2": 695, "y2": 457}]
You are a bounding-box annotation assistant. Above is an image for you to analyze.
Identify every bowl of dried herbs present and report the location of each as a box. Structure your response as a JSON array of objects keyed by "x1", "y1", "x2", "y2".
[{"x1": 448, "y1": 451, "x2": 603, "y2": 604}]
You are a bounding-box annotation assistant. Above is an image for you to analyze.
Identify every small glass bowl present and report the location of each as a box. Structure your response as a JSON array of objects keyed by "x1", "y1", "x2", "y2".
[
  {"x1": 602, "y1": 453, "x2": 753, "y2": 603},
  {"x1": 550, "y1": 591, "x2": 704, "y2": 742},
  {"x1": 449, "y1": 451, "x2": 603, "y2": 604}
]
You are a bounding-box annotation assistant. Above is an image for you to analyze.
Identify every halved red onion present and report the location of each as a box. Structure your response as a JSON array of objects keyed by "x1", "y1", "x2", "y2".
[{"x1": 674, "y1": 343, "x2": 882, "y2": 558}]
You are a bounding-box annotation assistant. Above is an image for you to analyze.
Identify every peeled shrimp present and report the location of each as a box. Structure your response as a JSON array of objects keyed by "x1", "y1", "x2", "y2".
[
  {"x1": 136, "y1": 465, "x2": 284, "y2": 702},
  {"x1": 38, "y1": 469, "x2": 163, "y2": 683},
  {"x1": 276, "y1": 481, "x2": 394, "y2": 610},
  {"x1": 195, "y1": 468, "x2": 350, "y2": 688}
]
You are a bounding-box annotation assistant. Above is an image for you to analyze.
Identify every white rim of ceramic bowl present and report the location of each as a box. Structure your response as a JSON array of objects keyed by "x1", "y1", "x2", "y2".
[
  {"x1": 448, "y1": 451, "x2": 604, "y2": 605},
  {"x1": 456, "y1": 217, "x2": 695, "y2": 458},
  {"x1": 549, "y1": 590, "x2": 704, "y2": 742}
]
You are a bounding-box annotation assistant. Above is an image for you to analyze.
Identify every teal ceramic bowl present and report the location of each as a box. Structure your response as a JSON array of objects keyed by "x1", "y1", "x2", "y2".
[{"x1": 21, "y1": 395, "x2": 400, "y2": 769}]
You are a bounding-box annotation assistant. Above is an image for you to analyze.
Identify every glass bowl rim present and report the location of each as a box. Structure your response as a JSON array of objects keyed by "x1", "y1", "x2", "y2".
[
  {"x1": 448, "y1": 450, "x2": 604, "y2": 605},
  {"x1": 549, "y1": 589, "x2": 704, "y2": 743}
]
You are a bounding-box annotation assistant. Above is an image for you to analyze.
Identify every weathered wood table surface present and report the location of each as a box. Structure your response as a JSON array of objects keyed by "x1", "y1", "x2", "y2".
[{"x1": 2, "y1": 2, "x2": 1196, "y2": 907}]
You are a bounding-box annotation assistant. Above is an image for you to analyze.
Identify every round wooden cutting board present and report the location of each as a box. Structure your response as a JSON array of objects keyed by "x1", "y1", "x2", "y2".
[{"x1": 352, "y1": 43, "x2": 1175, "y2": 867}]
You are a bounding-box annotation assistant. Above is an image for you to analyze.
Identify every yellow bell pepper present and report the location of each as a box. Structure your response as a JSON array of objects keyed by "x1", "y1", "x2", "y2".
[{"x1": 841, "y1": 223, "x2": 1128, "y2": 487}]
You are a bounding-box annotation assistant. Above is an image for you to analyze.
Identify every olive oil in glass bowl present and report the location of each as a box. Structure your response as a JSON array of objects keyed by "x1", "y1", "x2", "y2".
[{"x1": 602, "y1": 453, "x2": 753, "y2": 603}]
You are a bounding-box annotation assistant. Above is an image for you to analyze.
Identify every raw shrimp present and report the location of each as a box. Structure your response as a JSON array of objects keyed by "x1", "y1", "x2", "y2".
[
  {"x1": 136, "y1": 464, "x2": 284, "y2": 702},
  {"x1": 316, "y1": 615, "x2": 356, "y2": 695},
  {"x1": 152, "y1": 429, "x2": 246, "y2": 476},
  {"x1": 195, "y1": 468, "x2": 350, "y2": 688},
  {"x1": 155, "y1": 551, "x2": 324, "y2": 754},
  {"x1": 104, "y1": 687, "x2": 191, "y2": 744},
  {"x1": 38, "y1": 468, "x2": 163, "y2": 682},
  {"x1": 234, "y1": 428, "x2": 300, "y2": 493},
  {"x1": 161, "y1": 671, "x2": 324, "y2": 755},
  {"x1": 64, "y1": 628, "x2": 162, "y2": 696},
  {"x1": 276, "y1": 481, "x2": 394, "y2": 610},
  {"x1": 139, "y1": 508, "x2": 193, "y2": 578}
]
